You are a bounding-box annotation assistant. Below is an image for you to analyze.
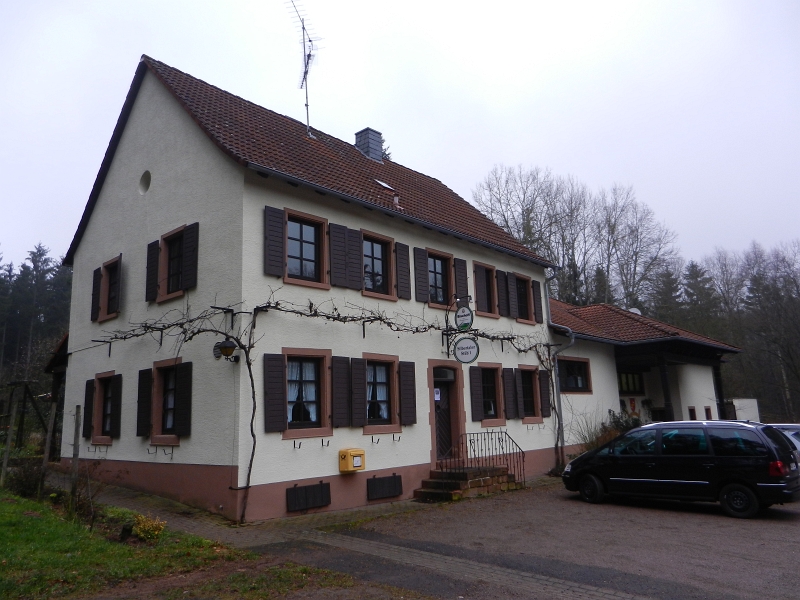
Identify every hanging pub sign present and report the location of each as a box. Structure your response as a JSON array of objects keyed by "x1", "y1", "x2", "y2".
[
  {"x1": 454, "y1": 306, "x2": 474, "y2": 331},
  {"x1": 453, "y1": 336, "x2": 479, "y2": 364}
]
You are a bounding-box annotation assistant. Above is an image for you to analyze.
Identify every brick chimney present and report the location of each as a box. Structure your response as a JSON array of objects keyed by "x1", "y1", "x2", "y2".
[{"x1": 355, "y1": 128, "x2": 383, "y2": 162}]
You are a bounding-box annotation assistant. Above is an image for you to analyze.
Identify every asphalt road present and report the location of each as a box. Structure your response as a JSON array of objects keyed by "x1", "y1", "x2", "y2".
[{"x1": 316, "y1": 479, "x2": 800, "y2": 599}]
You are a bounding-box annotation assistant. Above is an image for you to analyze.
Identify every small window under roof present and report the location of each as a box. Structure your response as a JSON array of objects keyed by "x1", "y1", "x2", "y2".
[{"x1": 374, "y1": 179, "x2": 394, "y2": 191}]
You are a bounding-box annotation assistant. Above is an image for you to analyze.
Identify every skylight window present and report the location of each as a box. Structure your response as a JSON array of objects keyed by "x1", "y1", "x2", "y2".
[{"x1": 374, "y1": 179, "x2": 394, "y2": 191}]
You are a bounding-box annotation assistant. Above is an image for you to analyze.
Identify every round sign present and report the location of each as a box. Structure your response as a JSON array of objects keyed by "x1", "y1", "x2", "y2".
[
  {"x1": 454, "y1": 306, "x2": 474, "y2": 331},
  {"x1": 453, "y1": 336, "x2": 479, "y2": 364}
]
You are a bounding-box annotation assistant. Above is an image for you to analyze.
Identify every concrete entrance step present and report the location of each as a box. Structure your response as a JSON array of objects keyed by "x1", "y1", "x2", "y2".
[{"x1": 413, "y1": 466, "x2": 522, "y2": 502}]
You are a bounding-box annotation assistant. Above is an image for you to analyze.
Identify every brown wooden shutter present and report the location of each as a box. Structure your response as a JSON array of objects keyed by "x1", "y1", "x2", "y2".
[
  {"x1": 173, "y1": 362, "x2": 192, "y2": 436},
  {"x1": 351, "y1": 358, "x2": 367, "y2": 427},
  {"x1": 532, "y1": 280, "x2": 543, "y2": 323},
  {"x1": 507, "y1": 273, "x2": 519, "y2": 319},
  {"x1": 181, "y1": 223, "x2": 199, "y2": 290},
  {"x1": 514, "y1": 369, "x2": 526, "y2": 417},
  {"x1": 502, "y1": 368, "x2": 518, "y2": 419},
  {"x1": 496, "y1": 270, "x2": 509, "y2": 316},
  {"x1": 395, "y1": 243, "x2": 411, "y2": 299},
  {"x1": 108, "y1": 374, "x2": 123, "y2": 438},
  {"x1": 263, "y1": 354, "x2": 287, "y2": 432},
  {"x1": 454, "y1": 258, "x2": 469, "y2": 308},
  {"x1": 346, "y1": 228, "x2": 363, "y2": 290},
  {"x1": 331, "y1": 356, "x2": 351, "y2": 427},
  {"x1": 91, "y1": 267, "x2": 102, "y2": 321},
  {"x1": 329, "y1": 223, "x2": 348, "y2": 287},
  {"x1": 413, "y1": 247, "x2": 429, "y2": 302},
  {"x1": 83, "y1": 379, "x2": 94, "y2": 439},
  {"x1": 474, "y1": 265, "x2": 488, "y2": 312},
  {"x1": 469, "y1": 366, "x2": 483, "y2": 421},
  {"x1": 137, "y1": 369, "x2": 152, "y2": 437},
  {"x1": 111, "y1": 254, "x2": 122, "y2": 313},
  {"x1": 399, "y1": 361, "x2": 417, "y2": 425},
  {"x1": 539, "y1": 369, "x2": 551, "y2": 418},
  {"x1": 264, "y1": 206, "x2": 285, "y2": 277},
  {"x1": 145, "y1": 240, "x2": 160, "y2": 301}
]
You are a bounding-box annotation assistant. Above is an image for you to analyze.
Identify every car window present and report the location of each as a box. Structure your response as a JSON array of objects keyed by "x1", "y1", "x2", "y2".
[
  {"x1": 708, "y1": 428, "x2": 769, "y2": 457},
  {"x1": 611, "y1": 430, "x2": 656, "y2": 456},
  {"x1": 661, "y1": 428, "x2": 709, "y2": 455},
  {"x1": 762, "y1": 426, "x2": 795, "y2": 454}
]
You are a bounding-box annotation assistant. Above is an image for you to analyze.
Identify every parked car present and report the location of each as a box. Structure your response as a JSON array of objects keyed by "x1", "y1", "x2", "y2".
[
  {"x1": 772, "y1": 424, "x2": 800, "y2": 452},
  {"x1": 562, "y1": 421, "x2": 800, "y2": 518}
]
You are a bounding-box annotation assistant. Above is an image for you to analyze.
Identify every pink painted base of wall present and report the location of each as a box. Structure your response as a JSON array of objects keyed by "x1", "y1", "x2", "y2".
[
  {"x1": 60, "y1": 458, "x2": 242, "y2": 521},
  {"x1": 61, "y1": 445, "x2": 575, "y2": 523},
  {"x1": 242, "y1": 463, "x2": 433, "y2": 521}
]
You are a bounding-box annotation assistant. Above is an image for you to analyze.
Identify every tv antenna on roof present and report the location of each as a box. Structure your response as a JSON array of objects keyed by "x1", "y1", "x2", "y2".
[{"x1": 288, "y1": 0, "x2": 319, "y2": 138}]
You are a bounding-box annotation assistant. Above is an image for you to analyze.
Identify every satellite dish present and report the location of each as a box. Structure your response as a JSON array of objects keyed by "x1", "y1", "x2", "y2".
[{"x1": 628, "y1": 307, "x2": 642, "y2": 315}]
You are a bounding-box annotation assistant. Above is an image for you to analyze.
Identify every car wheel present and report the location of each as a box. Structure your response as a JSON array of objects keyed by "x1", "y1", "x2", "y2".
[
  {"x1": 579, "y1": 474, "x2": 605, "y2": 504},
  {"x1": 719, "y1": 483, "x2": 759, "y2": 518}
]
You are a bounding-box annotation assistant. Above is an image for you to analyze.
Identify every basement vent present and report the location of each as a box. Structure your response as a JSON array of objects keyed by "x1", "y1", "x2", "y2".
[
  {"x1": 286, "y1": 481, "x2": 331, "y2": 512},
  {"x1": 367, "y1": 474, "x2": 403, "y2": 501}
]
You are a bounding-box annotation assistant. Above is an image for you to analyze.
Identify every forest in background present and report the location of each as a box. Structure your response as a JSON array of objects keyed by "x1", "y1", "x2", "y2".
[
  {"x1": 474, "y1": 165, "x2": 800, "y2": 422},
  {"x1": 0, "y1": 245, "x2": 72, "y2": 403}
]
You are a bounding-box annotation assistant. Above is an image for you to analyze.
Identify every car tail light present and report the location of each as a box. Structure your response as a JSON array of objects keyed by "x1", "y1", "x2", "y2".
[{"x1": 769, "y1": 461, "x2": 789, "y2": 477}]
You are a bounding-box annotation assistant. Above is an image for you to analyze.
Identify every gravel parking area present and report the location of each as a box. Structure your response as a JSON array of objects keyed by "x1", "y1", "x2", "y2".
[{"x1": 348, "y1": 478, "x2": 800, "y2": 600}]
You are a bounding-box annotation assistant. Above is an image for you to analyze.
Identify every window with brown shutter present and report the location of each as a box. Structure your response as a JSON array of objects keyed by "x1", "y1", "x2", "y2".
[
  {"x1": 415, "y1": 248, "x2": 456, "y2": 308},
  {"x1": 149, "y1": 357, "x2": 186, "y2": 446},
  {"x1": 86, "y1": 371, "x2": 122, "y2": 445},
  {"x1": 360, "y1": 353, "x2": 403, "y2": 434},
  {"x1": 284, "y1": 209, "x2": 330, "y2": 290},
  {"x1": 516, "y1": 365, "x2": 542, "y2": 423},
  {"x1": 146, "y1": 223, "x2": 199, "y2": 304},
  {"x1": 276, "y1": 348, "x2": 333, "y2": 440},
  {"x1": 514, "y1": 275, "x2": 534, "y2": 323},
  {"x1": 473, "y1": 262, "x2": 498, "y2": 317},
  {"x1": 263, "y1": 206, "x2": 285, "y2": 277},
  {"x1": 91, "y1": 254, "x2": 122, "y2": 323},
  {"x1": 361, "y1": 230, "x2": 397, "y2": 301},
  {"x1": 469, "y1": 364, "x2": 506, "y2": 426}
]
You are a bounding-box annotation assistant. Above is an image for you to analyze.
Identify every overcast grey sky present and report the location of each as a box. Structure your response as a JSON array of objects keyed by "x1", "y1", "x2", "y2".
[{"x1": 1, "y1": 0, "x2": 798, "y2": 268}]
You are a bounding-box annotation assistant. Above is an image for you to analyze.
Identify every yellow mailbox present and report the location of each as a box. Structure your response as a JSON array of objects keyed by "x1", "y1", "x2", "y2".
[{"x1": 339, "y1": 448, "x2": 365, "y2": 473}]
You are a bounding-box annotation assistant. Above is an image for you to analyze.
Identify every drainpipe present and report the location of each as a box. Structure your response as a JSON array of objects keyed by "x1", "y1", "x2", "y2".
[{"x1": 544, "y1": 271, "x2": 575, "y2": 468}]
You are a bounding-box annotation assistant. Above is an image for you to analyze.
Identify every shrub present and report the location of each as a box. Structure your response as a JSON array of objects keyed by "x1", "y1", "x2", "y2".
[
  {"x1": 5, "y1": 459, "x2": 43, "y2": 498},
  {"x1": 133, "y1": 513, "x2": 166, "y2": 542}
]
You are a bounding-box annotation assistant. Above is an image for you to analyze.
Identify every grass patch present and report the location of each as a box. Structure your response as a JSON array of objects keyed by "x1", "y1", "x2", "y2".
[
  {"x1": 160, "y1": 563, "x2": 354, "y2": 599},
  {"x1": 0, "y1": 491, "x2": 246, "y2": 599}
]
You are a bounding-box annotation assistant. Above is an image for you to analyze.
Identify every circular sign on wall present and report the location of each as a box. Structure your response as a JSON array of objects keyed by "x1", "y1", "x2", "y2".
[
  {"x1": 454, "y1": 306, "x2": 474, "y2": 331},
  {"x1": 453, "y1": 336, "x2": 480, "y2": 364}
]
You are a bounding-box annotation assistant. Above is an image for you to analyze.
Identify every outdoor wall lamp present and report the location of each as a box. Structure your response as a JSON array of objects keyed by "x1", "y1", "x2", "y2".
[{"x1": 214, "y1": 339, "x2": 240, "y2": 363}]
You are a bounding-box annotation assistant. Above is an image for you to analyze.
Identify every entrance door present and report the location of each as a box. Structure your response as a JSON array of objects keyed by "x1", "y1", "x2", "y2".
[{"x1": 435, "y1": 383, "x2": 453, "y2": 459}]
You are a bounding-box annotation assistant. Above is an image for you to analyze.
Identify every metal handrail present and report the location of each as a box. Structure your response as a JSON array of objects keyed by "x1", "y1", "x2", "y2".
[{"x1": 436, "y1": 431, "x2": 525, "y2": 486}]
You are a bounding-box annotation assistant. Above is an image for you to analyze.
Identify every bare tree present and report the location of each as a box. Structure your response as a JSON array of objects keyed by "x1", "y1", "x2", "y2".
[
  {"x1": 611, "y1": 198, "x2": 677, "y2": 309},
  {"x1": 472, "y1": 165, "x2": 562, "y2": 262}
]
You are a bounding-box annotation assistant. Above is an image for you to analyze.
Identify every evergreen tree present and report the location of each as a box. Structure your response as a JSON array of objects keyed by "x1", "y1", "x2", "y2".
[
  {"x1": 682, "y1": 261, "x2": 721, "y2": 337},
  {"x1": 648, "y1": 267, "x2": 682, "y2": 324}
]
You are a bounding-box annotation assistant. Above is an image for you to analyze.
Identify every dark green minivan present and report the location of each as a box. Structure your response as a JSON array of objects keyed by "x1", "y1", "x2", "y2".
[{"x1": 562, "y1": 421, "x2": 800, "y2": 518}]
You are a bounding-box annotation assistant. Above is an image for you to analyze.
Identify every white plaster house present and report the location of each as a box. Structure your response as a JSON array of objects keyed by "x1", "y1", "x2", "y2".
[{"x1": 60, "y1": 56, "x2": 739, "y2": 521}]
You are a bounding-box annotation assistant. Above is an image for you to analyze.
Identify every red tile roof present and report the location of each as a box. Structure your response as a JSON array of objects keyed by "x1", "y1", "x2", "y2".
[
  {"x1": 63, "y1": 56, "x2": 555, "y2": 267},
  {"x1": 549, "y1": 299, "x2": 740, "y2": 353}
]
